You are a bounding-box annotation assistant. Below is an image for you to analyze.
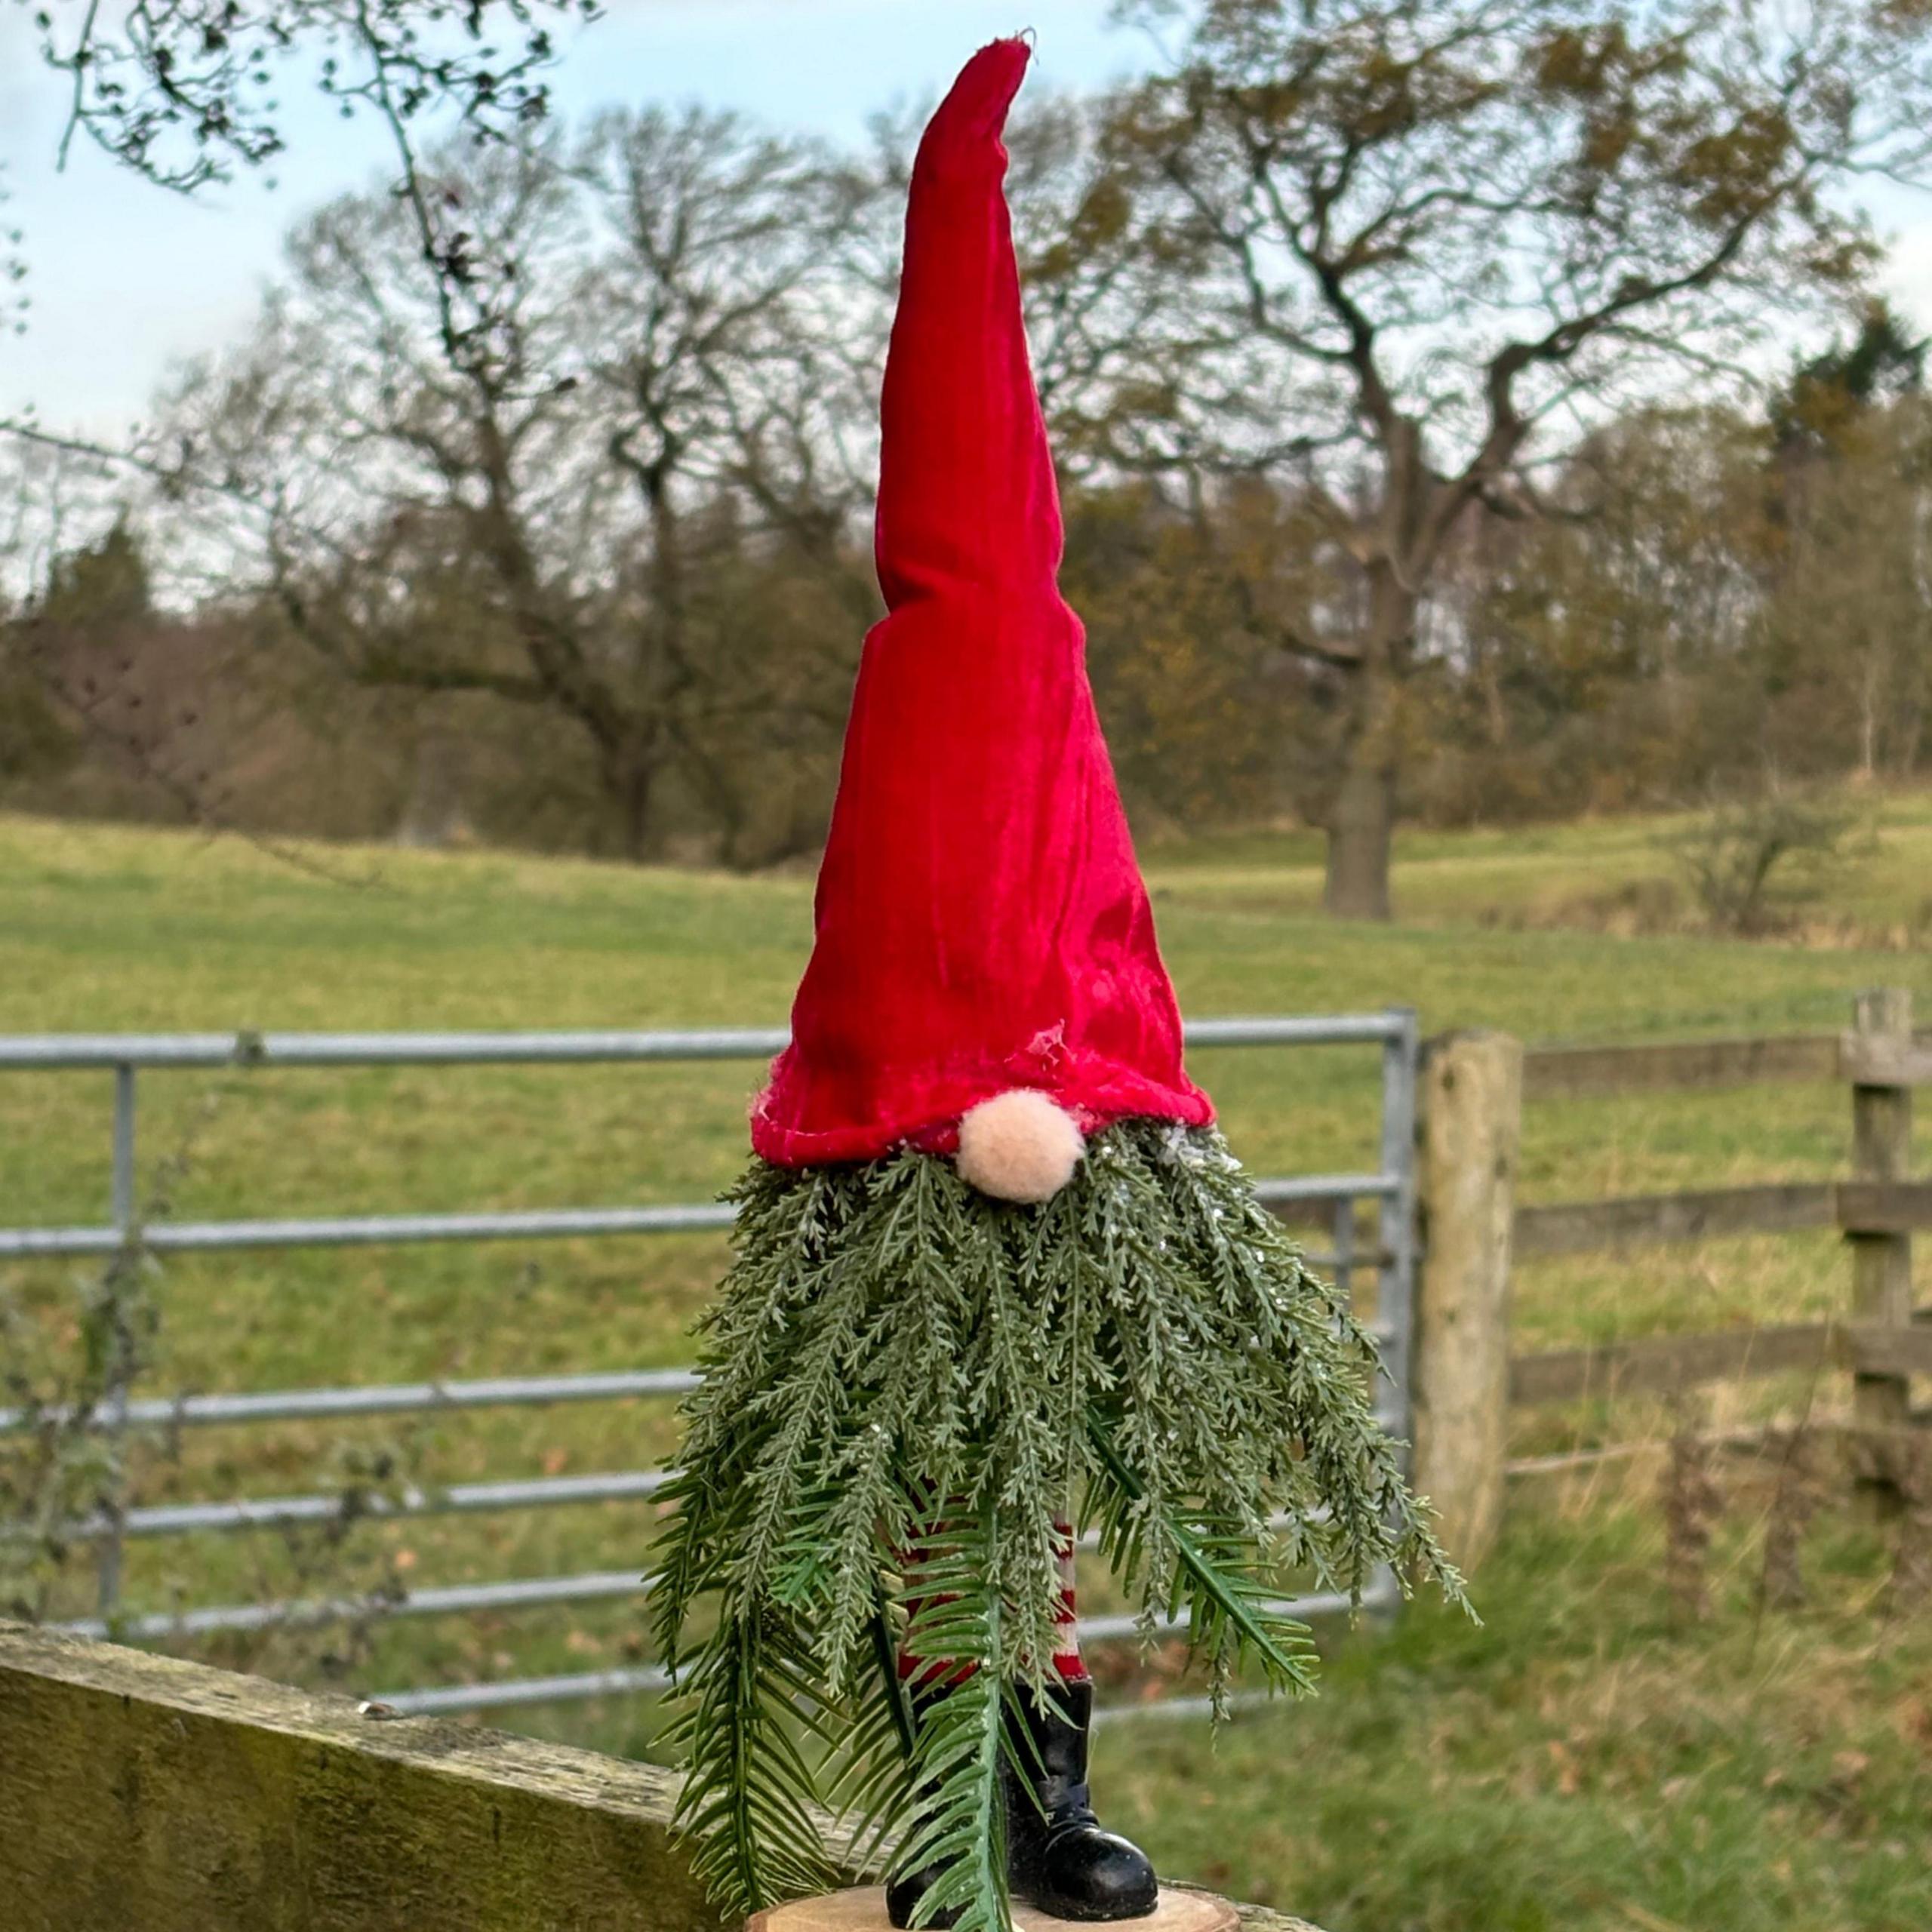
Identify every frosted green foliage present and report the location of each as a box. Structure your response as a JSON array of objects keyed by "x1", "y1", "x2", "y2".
[{"x1": 653, "y1": 1119, "x2": 1465, "y2": 1927}]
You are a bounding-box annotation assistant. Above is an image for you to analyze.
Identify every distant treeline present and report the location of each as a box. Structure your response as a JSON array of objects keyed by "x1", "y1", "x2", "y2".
[
  {"x1": 3, "y1": 8, "x2": 1930, "y2": 881},
  {"x1": 7, "y1": 362, "x2": 1926, "y2": 865}
]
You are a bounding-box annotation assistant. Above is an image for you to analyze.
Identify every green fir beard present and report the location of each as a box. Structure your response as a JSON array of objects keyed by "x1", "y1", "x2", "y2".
[{"x1": 654, "y1": 1119, "x2": 1464, "y2": 1926}]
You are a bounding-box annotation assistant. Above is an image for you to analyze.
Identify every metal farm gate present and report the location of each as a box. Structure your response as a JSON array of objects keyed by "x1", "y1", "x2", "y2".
[{"x1": 0, "y1": 1013, "x2": 1418, "y2": 1718}]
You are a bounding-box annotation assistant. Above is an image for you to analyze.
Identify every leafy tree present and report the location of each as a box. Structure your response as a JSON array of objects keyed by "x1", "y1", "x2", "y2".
[
  {"x1": 1761, "y1": 394, "x2": 1932, "y2": 784},
  {"x1": 1, "y1": 515, "x2": 169, "y2": 795},
  {"x1": 1427, "y1": 407, "x2": 1770, "y2": 818},
  {"x1": 1772, "y1": 302, "x2": 1927, "y2": 459},
  {"x1": 38, "y1": 517, "x2": 152, "y2": 629},
  {"x1": 1064, "y1": 475, "x2": 1331, "y2": 829},
  {"x1": 1106, "y1": 0, "x2": 1932, "y2": 915}
]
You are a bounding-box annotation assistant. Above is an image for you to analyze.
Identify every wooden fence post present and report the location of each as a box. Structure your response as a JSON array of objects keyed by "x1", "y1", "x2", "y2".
[
  {"x1": 1848, "y1": 987, "x2": 1915, "y2": 1506},
  {"x1": 1414, "y1": 1029, "x2": 1524, "y2": 1571}
]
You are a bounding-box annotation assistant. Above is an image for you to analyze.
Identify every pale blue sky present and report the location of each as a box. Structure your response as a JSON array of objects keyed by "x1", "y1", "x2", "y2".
[
  {"x1": 0, "y1": 0, "x2": 1142, "y2": 432},
  {"x1": 3, "y1": 0, "x2": 1929, "y2": 435}
]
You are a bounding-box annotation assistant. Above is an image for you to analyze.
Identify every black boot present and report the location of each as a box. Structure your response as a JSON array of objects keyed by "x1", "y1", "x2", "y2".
[
  {"x1": 886, "y1": 1857, "x2": 962, "y2": 1932},
  {"x1": 1004, "y1": 1678, "x2": 1158, "y2": 1921},
  {"x1": 885, "y1": 1681, "x2": 966, "y2": 1930},
  {"x1": 886, "y1": 1865, "x2": 961, "y2": 1931}
]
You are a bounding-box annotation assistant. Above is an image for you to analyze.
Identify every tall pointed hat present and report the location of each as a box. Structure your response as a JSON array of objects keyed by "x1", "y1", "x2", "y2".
[{"x1": 752, "y1": 38, "x2": 1211, "y2": 1174}]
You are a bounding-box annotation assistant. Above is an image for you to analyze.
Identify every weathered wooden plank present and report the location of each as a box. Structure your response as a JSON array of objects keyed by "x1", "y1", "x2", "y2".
[
  {"x1": 1841, "y1": 1324, "x2": 1932, "y2": 1380},
  {"x1": 1839, "y1": 1032, "x2": 1932, "y2": 1088},
  {"x1": 0, "y1": 1625, "x2": 1325, "y2": 1932},
  {"x1": 1523, "y1": 1028, "x2": 1932, "y2": 1101},
  {"x1": 1521, "y1": 1035, "x2": 1838, "y2": 1100},
  {"x1": 0, "y1": 1620, "x2": 722, "y2": 1932},
  {"x1": 1837, "y1": 1180, "x2": 1932, "y2": 1233},
  {"x1": 1513, "y1": 1183, "x2": 1837, "y2": 1257},
  {"x1": 1510, "y1": 1323, "x2": 1836, "y2": 1406}
]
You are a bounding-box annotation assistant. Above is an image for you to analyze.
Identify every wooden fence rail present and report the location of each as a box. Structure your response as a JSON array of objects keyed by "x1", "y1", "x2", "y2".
[
  {"x1": 1521, "y1": 1028, "x2": 1932, "y2": 1100},
  {"x1": 1512, "y1": 1183, "x2": 1837, "y2": 1257},
  {"x1": 1414, "y1": 990, "x2": 1923, "y2": 1564},
  {"x1": 1511, "y1": 1179, "x2": 1932, "y2": 1257},
  {"x1": 1838, "y1": 1180, "x2": 1932, "y2": 1233},
  {"x1": 0, "y1": 1624, "x2": 1324, "y2": 1932},
  {"x1": 1509, "y1": 1321, "x2": 1932, "y2": 1407}
]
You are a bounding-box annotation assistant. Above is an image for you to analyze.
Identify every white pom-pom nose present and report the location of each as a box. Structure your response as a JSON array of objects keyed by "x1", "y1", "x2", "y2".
[{"x1": 955, "y1": 1089, "x2": 1084, "y2": 1204}]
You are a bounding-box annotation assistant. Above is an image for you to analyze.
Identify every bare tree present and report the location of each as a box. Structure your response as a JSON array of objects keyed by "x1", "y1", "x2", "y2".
[
  {"x1": 2, "y1": 0, "x2": 608, "y2": 844},
  {"x1": 1112, "y1": 0, "x2": 1932, "y2": 915},
  {"x1": 578, "y1": 106, "x2": 874, "y2": 854},
  {"x1": 17, "y1": 0, "x2": 598, "y2": 189},
  {"x1": 0, "y1": 163, "x2": 25, "y2": 340},
  {"x1": 162, "y1": 104, "x2": 868, "y2": 859}
]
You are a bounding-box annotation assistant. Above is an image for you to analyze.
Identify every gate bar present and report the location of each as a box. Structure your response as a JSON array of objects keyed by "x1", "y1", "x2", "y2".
[
  {"x1": 0, "y1": 1013, "x2": 1408, "y2": 1072},
  {"x1": 371, "y1": 1578, "x2": 1397, "y2": 1718},
  {"x1": 32, "y1": 1468, "x2": 675, "y2": 1543}
]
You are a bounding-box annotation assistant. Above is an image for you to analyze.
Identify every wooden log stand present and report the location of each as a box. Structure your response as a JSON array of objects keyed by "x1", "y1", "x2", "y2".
[{"x1": 749, "y1": 1886, "x2": 1244, "y2": 1932}]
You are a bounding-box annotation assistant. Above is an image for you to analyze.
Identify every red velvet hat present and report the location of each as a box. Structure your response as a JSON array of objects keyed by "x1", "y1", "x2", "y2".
[{"x1": 750, "y1": 38, "x2": 1212, "y2": 1177}]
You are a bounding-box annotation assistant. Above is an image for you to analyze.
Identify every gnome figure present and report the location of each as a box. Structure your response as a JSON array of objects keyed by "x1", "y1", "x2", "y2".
[{"x1": 654, "y1": 39, "x2": 1459, "y2": 1932}]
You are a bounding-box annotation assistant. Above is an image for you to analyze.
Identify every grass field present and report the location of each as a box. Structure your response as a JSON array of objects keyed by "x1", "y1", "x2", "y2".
[{"x1": 2, "y1": 804, "x2": 1929, "y2": 1932}]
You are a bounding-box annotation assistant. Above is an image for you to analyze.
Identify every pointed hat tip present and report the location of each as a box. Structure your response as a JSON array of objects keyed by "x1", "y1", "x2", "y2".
[{"x1": 924, "y1": 36, "x2": 1032, "y2": 152}]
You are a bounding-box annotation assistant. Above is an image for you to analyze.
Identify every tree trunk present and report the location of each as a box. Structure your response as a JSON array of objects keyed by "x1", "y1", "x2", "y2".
[
  {"x1": 393, "y1": 727, "x2": 469, "y2": 850},
  {"x1": 1895, "y1": 695, "x2": 1925, "y2": 781},
  {"x1": 619, "y1": 756, "x2": 656, "y2": 863},
  {"x1": 596, "y1": 728, "x2": 661, "y2": 864},
  {"x1": 1321, "y1": 565, "x2": 1411, "y2": 921},
  {"x1": 1324, "y1": 751, "x2": 1394, "y2": 920}
]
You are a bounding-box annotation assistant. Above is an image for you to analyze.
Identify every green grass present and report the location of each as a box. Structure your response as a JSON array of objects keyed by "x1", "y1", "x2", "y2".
[
  {"x1": 1150, "y1": 792, "x2": 1932, "y2": 942},
  {"x1": 1105, "y1": 1494, "x2": 1932, "y2": 1932},
  {"x1": 2, "y1": 805, "x2": 1929, "y2": 1932}
]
